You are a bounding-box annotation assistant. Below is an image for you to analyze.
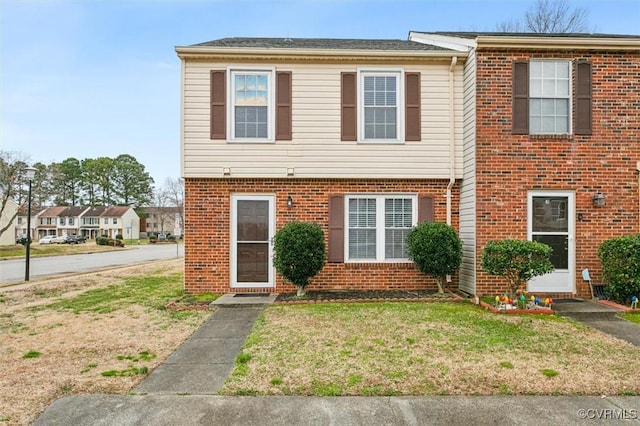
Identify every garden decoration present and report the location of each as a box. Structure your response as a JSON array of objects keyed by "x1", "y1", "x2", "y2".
[
  {"x1": 632, "y1": 296, "x2": 638, "y2": 310},
  {"x1": 544, "y1": 297, "x2": 553, "y2": 308}
]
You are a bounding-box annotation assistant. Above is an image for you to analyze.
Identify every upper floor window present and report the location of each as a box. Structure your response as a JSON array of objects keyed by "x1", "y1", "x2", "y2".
[
  {"x1": 359, "y1": 70, "x2": 404, "y2": 142},
  {"x1": 529, "y1": 60, "x2": 570, "y2": 134},
  {"x1": 113, "y1": 218, "x2": 117, "y2": 224},
  {"x1": 60, "y1": 217, "x2": 65, "y2": 225},
  {"x1": 104, "y1": 218, "x2": 109, "y2": 224},
  {"x1": 346, "y1": 194, "x2": 416, "y2": 262},
  {"x1": 69, "y1": 217, "x2": 74, "y2": 225},
  {"x1": 513, "y1": 59, "x2": 592, "y2": 136},
  {"x1": 210, "y1": 68, "x2": 292, "y2": 143},
  {"x1": 341, "y1": 70, "x2": 420, "y2": 143},
  {"x1": 18, "y1": 217, "x2": 23, "y2": 224}
]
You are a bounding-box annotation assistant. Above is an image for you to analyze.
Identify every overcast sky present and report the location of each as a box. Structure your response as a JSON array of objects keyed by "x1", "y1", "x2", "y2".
[{"x1": 1, "y1": 0, "x2": 639, "y2": 187}]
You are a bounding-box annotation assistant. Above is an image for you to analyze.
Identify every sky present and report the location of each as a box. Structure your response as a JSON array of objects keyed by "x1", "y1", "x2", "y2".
[{"x1": 1, "y1": 0, "x2": 639, "y2": 189}]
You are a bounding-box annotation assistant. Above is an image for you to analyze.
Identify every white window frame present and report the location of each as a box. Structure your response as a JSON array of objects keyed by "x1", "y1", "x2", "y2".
[
  {"x1": 529, "y1": 59, "x2": 572, "y2": 135},
  {"x1": 227, "y1": 66, "x2": 276, "y2": 143},
  {"x1": 344, "y1": 194, "x2": 417, "y2": 262},
  {"x1": 357, "y1": 68, "x2": 405, "y2": 143}
]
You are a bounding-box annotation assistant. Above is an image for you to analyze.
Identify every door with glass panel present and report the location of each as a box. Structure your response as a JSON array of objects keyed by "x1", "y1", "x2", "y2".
[
  {"x1": 231, "y1": 195, "x2": 274, "y2": 288},
  {"x1": 527, "y1": 191, "x2": 575, "y2": 293}
]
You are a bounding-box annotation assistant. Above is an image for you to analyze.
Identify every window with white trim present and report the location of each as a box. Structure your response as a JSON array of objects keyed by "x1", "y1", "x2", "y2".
[
  {"x1": 359, "y1": 70, "x2": 403, "y2": 142},
  {"x1": 529, "y1": 60, "x2": 571, "y2": 134},
  {"x1": 346, "y1": 194, "x2": 416, "y2": 261},
  {"x1": 229, "y1": 69, "x2": 274, "y2": 141}
]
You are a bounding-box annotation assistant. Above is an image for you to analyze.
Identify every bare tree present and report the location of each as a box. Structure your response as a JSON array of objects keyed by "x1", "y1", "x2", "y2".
[
  {"x1": 163, "y1": 177, "x2": 184, "y2": 236},
  {"x1": 0, "y1": 151, "x2": 29, "y2": 239},
  {"x1": 497, "y1": 0, "x2": 592, "y2": 33}
]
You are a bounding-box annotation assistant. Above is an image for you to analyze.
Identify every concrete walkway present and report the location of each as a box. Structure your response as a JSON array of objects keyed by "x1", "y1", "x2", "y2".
[
  {"x1": 552, "y1": 299, "x2": 640, "y2": 346},
  {"x1": 35, "y1": 295, "x2": 640, "y2": 425}
]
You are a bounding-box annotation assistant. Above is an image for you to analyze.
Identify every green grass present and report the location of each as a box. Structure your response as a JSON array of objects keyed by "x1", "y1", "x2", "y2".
[
  {"x1": 220, "y1": 302, "x2": 640, "y2": 397},
  {"x1": 34, "y1": 272, "x2": 185, "y2": 314},
  {"x1": 22, "y1": 351, "x2": 41, "y2": 359},
  {"x1": 621, "y1": 312, "x2": 640, "y2": 324}
]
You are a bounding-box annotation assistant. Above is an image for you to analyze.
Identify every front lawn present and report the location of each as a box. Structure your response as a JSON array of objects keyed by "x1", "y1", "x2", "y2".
[
  {"x1": 221, "y1": 302, "x2": 639, "y2": 396},
  {"x1": 621, "y1": 312, "x2": 640, "y2": 324}
]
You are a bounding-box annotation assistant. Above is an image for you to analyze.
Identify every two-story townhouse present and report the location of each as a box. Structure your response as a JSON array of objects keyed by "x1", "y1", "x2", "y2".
[
  {"x1": 36, "y1": 206, "x2": 66, "y2": 239},
  {"x1": 58, "y1": 206, "x2": 90, "y2": 238},
  {"x1": 15, "y1": 206, "x2": 47, "y2": 242},
  {"x1": 142, "y1": 206, "x2": 183, "y2": 237},
  {"x1": 80, "y1": 206, "x2": 106, "y2": 239},
  {"x1": 177, "y1": 38, "x2": 466, "y2": 294},
  {"x1": 100, "y1": 206, "x2": 140, "y2": 240},
  {"x1": 0, "y1": 199, "x2": 19, "y2": 245},
  {"x1": 410, "y1": 32, "x2": 640, "y2": 298}
]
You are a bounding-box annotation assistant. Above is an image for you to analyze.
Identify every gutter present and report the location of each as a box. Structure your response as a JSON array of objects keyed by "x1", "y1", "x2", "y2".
[{"x1": 446, "y1": 56, "x2": 458, "y2": 226}]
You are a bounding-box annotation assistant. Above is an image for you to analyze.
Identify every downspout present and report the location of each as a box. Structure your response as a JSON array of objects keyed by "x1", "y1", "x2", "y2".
[{"x1": 446, "y1": 56, "x2": 458, "y2": 226}]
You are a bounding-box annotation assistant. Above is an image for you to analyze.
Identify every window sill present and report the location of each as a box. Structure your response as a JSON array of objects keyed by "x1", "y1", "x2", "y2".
[
  {"x1": 344, "y1": 262, "x2": 414, "y2": 269},
  {"x1": 357, "y1": 140, "x2": 405, "y2": 145},
  {"x1": 227, "y1": 139, "x2": 275, "y2": 144},
  {"x1": 529, "y1": 134, "x2": 574, "y2": 141}
]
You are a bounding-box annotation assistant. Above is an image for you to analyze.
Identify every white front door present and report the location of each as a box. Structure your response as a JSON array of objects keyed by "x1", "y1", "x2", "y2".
[
  {"x1": 527, "y1": 191, "x2": 575, "y2": 293},
  {"x1": 231, "y1": 195, "x2": 275, "y2": 288}
]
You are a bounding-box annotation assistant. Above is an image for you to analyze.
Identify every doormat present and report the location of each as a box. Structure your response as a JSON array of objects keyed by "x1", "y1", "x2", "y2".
[{"x1": 233, "y1": 293, "x2": 271, "y2": 298}]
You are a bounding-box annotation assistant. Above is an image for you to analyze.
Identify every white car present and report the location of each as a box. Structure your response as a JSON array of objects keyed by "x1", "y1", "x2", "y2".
[{"x1": 39, "y1": 235, "x2": 66, "y2": 244}]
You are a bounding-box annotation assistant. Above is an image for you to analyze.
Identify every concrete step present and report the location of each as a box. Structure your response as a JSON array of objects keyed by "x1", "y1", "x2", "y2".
[{"x1": 210, "y1": 293, "x2": 277, "y2": 308}]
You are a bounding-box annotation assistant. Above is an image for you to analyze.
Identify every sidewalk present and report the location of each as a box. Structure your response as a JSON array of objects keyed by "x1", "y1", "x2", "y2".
[{"x1": 35, "y1": 296, "x2": 640, "y2": 425}]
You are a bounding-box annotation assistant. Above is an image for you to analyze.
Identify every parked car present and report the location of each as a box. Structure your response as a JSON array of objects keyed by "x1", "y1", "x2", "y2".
[
  {"x1": 16, "y1": 234, "x2": 30, "y2": 245},
  {"x1": 39, "y1": 235, "x2": 66, "y2": 244},
  {"x1": 65, "y1": 234, "x2": 87, "y2": 244}
]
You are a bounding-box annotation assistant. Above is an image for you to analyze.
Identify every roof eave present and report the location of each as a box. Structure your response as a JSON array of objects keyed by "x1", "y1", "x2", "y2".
[
  {"x1": 175, "y1": 46, "x2": 467, "y2": 61},
  {"x1": 476, "y1": 36, "x2": 640, "y2": 50}
]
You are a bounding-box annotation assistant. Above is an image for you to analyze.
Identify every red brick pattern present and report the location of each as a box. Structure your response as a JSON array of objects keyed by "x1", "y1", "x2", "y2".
[
  {"x1": 474, "y1": 49, "x2": 640, "y2": 297},
  {"x1": 184, "y1": 179, "x2": 459, "y2": 294}
]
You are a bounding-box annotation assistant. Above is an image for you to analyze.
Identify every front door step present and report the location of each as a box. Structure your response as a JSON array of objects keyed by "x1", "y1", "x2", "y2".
[
  {"x1": 552, "y1": 299, "x2": 623, "y2": 321},
  {"x1": 211, "y1": 293, "x2": 277, "y2": 308}
]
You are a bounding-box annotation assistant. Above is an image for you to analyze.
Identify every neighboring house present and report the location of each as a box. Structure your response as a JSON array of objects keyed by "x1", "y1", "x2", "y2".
[
  {"x1": 15, "y1": 206, "x2": 47, "y2": 242},
  {"x1": 36, "y1": 206, "x2": 67, "y2": 239},
  {"x1": 142, "y1": 207, "x2": 183, "y2": 237},
  {"x1": 409, "y1": 32, "x2": 640, "y2": 298},
  {"x1": 0, "y1": 199, "x2": 19, "y2": 245},
  {"x1": 79, "y1": 206, "x2": 140, "y2": 239},
  {"x1": 177, "y1": 38, "x2": 465, "y2": 294},
  {"x1": 58, "y1": 206, "x2": 90, "y2": 238}
]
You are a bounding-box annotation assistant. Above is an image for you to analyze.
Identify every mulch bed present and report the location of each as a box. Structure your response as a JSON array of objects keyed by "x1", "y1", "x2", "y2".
[{"x1": 275, "y1": 290, "x2": 464, "y2": 304}]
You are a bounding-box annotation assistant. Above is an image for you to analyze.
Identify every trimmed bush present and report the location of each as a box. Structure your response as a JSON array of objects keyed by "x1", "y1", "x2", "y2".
[
  {"x1": 272, "y1": 222, "x2": 326, "y2": 296},
  {"x1": 407, "y1": 222, "x2": 462, "y2": 293},
  {"x1": 598, "y1": 235, "x2": 640, "y2": 303},
  {"x1": 96, "y1": 236, "x2": 108, "y2": 246},
  {"x1": 115, "y1": 234, "x2": 123, "y2": 240},
  {"x1": 481, "y1": 239, "x2": 554, "y2": 298}
]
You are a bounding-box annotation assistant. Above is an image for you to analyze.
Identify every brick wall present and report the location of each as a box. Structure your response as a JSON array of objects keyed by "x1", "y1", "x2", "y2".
[
  {"x1": 474, "y1": 49, "x2": 640, "y2": 297},
  {"x1": 184, "y1": 178, "x2": 459, "y2": 294}
]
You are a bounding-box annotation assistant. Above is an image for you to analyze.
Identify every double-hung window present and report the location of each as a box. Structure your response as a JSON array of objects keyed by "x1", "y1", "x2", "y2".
[
  {"x1": 346, "y1": 195, "x2": 416, "y2": 261},
  {"x1": 359, "y1": 70, "x2": 404, "y2": 142},
  {"x1": 229, "y1": 69, "x2": 274, "y2": 142},
  {"x1": 529, "y1": 60, "x2": 571, "y2": 134}
]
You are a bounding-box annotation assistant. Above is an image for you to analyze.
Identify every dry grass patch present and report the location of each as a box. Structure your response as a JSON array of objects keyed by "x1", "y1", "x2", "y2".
[
  {"x1": 221, "y1": 303, "x2": 640, "y2": 397},
  {"x1": 0, "y1": 259, "x2": 210, "y2": 425}
]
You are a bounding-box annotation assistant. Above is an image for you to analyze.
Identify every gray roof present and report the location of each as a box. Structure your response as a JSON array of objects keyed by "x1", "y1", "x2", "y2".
[
  {"x1": 418, "y1": 31, "x2": 640, "y2": 39},
  {"x1": 190, "y1": 37, "x2": 452, "y2": 51}
]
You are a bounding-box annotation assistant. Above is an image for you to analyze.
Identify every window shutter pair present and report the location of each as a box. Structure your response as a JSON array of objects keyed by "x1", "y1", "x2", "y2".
[
  {"x1": 340, "y1": 72, "x2": 421, "y2": 142},
  {"x1": 512, "y1": 60, "x2": 592, "y2": 135},
  {"x1": 327, "y1": 194, "x2": 434, "y2": 263},
  {"x1": 210, "y1": 70, "x2": 292, "y2": 140}
]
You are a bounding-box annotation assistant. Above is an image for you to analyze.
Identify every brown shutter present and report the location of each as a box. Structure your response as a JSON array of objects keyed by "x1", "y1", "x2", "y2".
[
  {"x1": 418, "y1": 195, "x2": 434, "y2": 223},
  {"x1": 210, "y1": 70, "x2": 226, "y2": 140},
  {"x1": 341, "y1": 72, "x2": 357, "y2": 141},
  {"x1": 512, "y1": 61, "x2": 529, "y2": 135},
  {"x1": 405, "y1": 72, "x2": 421, "y2": 141},
  {"x1": 575, "y1": 61, "x2": 592, "y2": 135},
  {"x1": 328, "y1": 195, "x2": 344, "y2": 263},
  {"x1": 276, "y1": 71, "x2": 292, "y2": 140}
]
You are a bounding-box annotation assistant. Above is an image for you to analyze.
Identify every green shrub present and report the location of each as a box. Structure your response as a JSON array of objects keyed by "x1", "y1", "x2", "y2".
[
  {"x1": 115, "y1": 234, "x2": 123, "y2": 240},
  {"x1": 407, "y1": 222, "x2": 462, "y2": 293},
  {"x1": 481, "y1": 239, "x2": 554, "y2": 298},
  {"x1": 598, "y1": 235, "x2": 640, "y2": 303},
  {"x1": 96, "y1": 236, "x2": 108, "y2": 246},
  {"x1": 273, "y1": 222, "x2": 326, "y2": 296}
]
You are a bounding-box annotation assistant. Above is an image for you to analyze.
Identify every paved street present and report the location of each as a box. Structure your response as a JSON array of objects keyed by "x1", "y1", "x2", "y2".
[{"x1": 0, "y1": 244, "x2": 183, "y2": 285}]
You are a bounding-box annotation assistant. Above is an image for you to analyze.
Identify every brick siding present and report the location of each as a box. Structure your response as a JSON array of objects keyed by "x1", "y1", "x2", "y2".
[
  {"x1": 474, "y1": 49, "x2": 640, "y2": 297},
  {"x1": 184, "y1": 178, "x2": 459, "y2": 294}
]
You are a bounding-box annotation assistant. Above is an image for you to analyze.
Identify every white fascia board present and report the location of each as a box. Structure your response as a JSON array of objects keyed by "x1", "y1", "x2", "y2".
[{"x1": 408, "y1": 32, "x2": 476, "y2": 52}]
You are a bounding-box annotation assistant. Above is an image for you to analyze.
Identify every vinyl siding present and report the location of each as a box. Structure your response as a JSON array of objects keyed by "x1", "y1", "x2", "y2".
[
  {"x1": 458, "y1": 49, "x2": 476, "y2": 295},
  {"x1": 182, "y1": 61, "x2": 464, "y2": 179}
]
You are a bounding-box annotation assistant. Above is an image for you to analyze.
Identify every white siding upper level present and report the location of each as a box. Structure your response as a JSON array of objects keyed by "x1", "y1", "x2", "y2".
[{"x1": 180, "y1": 56, "x2": 465, "y2": 179}]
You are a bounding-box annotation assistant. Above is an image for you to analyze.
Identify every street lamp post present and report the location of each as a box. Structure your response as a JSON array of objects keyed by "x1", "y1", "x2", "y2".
[{"x1": 24, "y1": 166, "x2": 37, "y2": 282}]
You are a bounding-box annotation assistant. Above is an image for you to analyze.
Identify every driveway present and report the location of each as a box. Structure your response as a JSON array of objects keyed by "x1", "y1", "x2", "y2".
[{"x1": 0, "y1": 244, "x2": 184, "y2": 285}]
